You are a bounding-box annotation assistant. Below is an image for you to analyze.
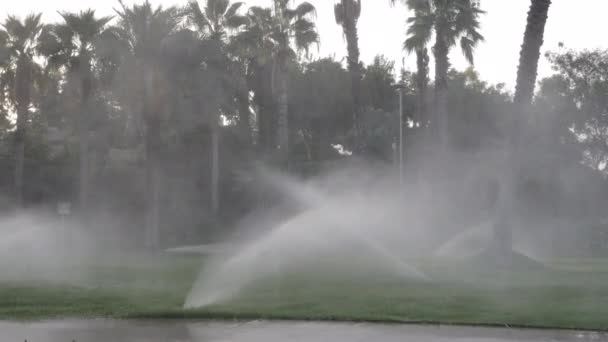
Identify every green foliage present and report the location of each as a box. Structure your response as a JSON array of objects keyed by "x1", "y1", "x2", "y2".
[
  {"x1": 361, "y1": 55, "x2": 397, "y2": 113},
  {"x1": 0, "y1": 14, "x2": 45, "y2": 109},
  {"x1": 541, "y1": 47, "x2": 608, "y2": 172},
  {"x1": 289, "y1": 58, "x2": 352, "y2": 160},
  {"x1": 401, "y1": 0, "x2": 484, "y2": 64},
  {"x1": 0, "y1": 1, "x2": 605, "y2": 249},
  {"x1": 447, "y1": 67, "x2": 511, "y2": 150},
  {"x1": 334, "y1": 0, "x2": 361, "y2": 27}
]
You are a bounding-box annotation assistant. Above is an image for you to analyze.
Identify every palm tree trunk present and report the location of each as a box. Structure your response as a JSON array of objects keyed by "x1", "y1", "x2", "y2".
[
  {"x1": 143, "y1": 66, "x2": 162, "y2": 249},
  {"x1": 275, "y1": 60, "x2": 289, "y2": 167},
  {"x1": 415, "y1": 48, "x2": 428, "y2": 127},
  {"x1": 79, "y1": 113, "x2": 89, "y2": 214},
  {"x1": 273, "y1": 3, "x2": 290, "y2": 165},
  {"x1": 145, "y1": 114, "x2": 162, "y2": 249},
  {"x1": 13, "y1": 111, "x2": 26, "y2": 207},
  {"x1": 344, "y1": 20, "x2": 361, "y2": 134},
  {"x1": 210, "y1": 122, "x2": 220, "y2": 215},
  {"x1": 237, "y1": 86, "x2": 251, "y2": 146},
  {"x1": 79, "y1": 55, "x2": 92, "y2": 216},
  {"x1": 514, "y1": 0, "x2": 551, "y2": 107},
  {"x1": 433, "y1": 36, "x2": 449, "y2": 150},
  {"x1": 493, "y1": 0, "x2": 551, "y2": 264},
  {"x1": 253, "y1": 62, "x2": 275, "y2": 154},
  {"x1": 13, "y1": 58, "x2": 32, "y2": 208},
  {"x1": 415, "y1": 47, "x2": 430, "y2": 173}
]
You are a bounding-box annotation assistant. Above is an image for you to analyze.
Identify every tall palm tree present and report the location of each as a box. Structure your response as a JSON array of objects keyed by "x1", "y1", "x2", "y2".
[
  {"x1": 494, "y1": 0, "x2": 552, "y2": 260},
  {"x1": 402, "y1": 0, "x2": 430, "y2": 128},
  {"x1": 187, "y1": 0, "x2": 247, "y2": 42},
  {"x1": 334, "y1": 0, "x2": 362, "y2": 133},
  {"x1": 273, "y1": 0, "x2": 318, "y2": 166},
  {"x1": 514, "y1": 0, "x2": 551, "y2": 108},
  {"x1": 0, "y1": 14, "x2": 44, "y2": 206},
  {"x1": 186, "y1": 0, "x2": 248, "y2": 214},
  {"x1": 39, "y1": 10, "x2": 115, "y2": 214},
  {"x1": 233, "y1": 6, "x2": 275, "y2": 151},
  {"x1": 237, "y1": 1, "x2": 317, "y2": 165},
  {"x1": 393, "y1": 0, "x2": 484, "y2": 148},
  {"x1": 114, "y1": 0, "x2": 182, "y2": 248}
]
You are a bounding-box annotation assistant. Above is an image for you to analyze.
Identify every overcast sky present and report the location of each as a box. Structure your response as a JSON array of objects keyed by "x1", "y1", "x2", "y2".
[{"x1": 2, "y1": 1, "x2": 607, "y2": 90}]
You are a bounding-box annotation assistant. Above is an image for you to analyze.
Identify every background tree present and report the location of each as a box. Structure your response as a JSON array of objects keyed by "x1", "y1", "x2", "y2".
[
  {"x1": 396, "y1": 0, "x2": 484, "y2": 148},
  {"x1": 0, "y1": 14, "x2": 45, "y2": 206},
  {"x1": 403, "y1": 0, "x2": 430, "y2": 132},
  {"x1": 494, "y1": 0, "x2": 552, "y2": 262},
  {"x1": 233, "y1": 6, "x2": 276, "y2": 152},
  {"x1": 271, "y1": 0, "x2": 318, "y2": 166},
  {"x1": 186, "y1": 0, "x2": 248, "y2": 215},
  {"x1": 289, "y1": 57, "x2": 352, "y2": 162},
  {"x1": 38, "y1": 10, "x2": 116, "y2": 214},
  {"x1": 234, "y1": 2, "x2": 318, "y2": 165},
  {"x1": 114, "y1": 0, "x2": 182, "y2": 248},
  {"x1": 542, "y1": 47, "x2": 608, "y2": 173},
  {"x1": 334, "y1": 0, "x2": 362, "y2": 134}
]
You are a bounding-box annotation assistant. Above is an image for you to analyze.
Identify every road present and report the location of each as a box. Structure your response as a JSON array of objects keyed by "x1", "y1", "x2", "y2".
[{"x1": 1, "y1": 320, "x2": 606, "y2": 341}]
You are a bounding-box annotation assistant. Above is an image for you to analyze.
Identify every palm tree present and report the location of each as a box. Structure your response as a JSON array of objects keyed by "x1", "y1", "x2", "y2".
[
  {"x1": 233, "y1": 6, "x2": 275, "y2": 151},
  {"x1": 237, "y1": 1, "x2": 317, "y2": 166},
  {"x1": 273, "y1": 0, "x2": 318, "y2": 166},
  {"x1": 186, "y1": 0, "x2": 248, "y2": 214},
  {"x1": 493, "y1": 0, "x2": 552, "y2": 261},
  {"x1": 514, "y1": 0, "x2": 552, "y2": 108},
  {"x1": 402, "y1": 0, "x2": 430, "y2": 129},
  {"x1": 334, "y1": 0, "x2": 362, "y2": 133},
  {"x1": 114, "y1": 0, "x2": 182, "y2": 248},
  {"x1": 393, "y1": 0, "x2": 484, "y2": 148},
  {"x1": 0, "y1": 14, "x2": 45, "y2": 207},
  {"x1": 39, "y1": 10, "x2": 115, "y2": 214}
]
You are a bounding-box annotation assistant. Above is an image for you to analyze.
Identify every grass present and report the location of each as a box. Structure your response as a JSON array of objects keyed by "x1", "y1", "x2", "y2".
[{"x1": 1, "y1": 253, "x2": 608, "y2": 331}]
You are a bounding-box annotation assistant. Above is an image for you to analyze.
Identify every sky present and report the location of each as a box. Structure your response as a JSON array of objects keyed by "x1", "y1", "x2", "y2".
[{"x1": 2, "y1": 0, "x2": 608, "y2": 90}]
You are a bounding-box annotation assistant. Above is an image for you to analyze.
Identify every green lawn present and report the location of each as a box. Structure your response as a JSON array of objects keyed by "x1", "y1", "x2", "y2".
[{"x1": 1, "y1": 253, "x2": 608, "y2": 331}]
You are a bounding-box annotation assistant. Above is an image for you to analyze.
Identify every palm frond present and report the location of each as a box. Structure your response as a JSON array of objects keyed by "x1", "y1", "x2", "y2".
[
  {"x1": 405, "y1": 11, "x2": 434, "y2": 53},
  {"x1": 186, "y1": 1, "x2": 211, "y2": 34},
  {"x1": 460, "y1": 36, "x2": 475, "y2": 64},
  {"x1": 285, "y1": 1, "x2": 316, "y2": 20},
  {"x1": 23, "y1": 13, "x2": 43, "y2": 37},
  {"x1": 224, "y1": 2, "x2": 244, "y2": 19},
  {"x1": 294, "y1": 2, "x2": 317, "y2": 18},
  {"x1": 225, "y1": 15, "x2": 248, "y2": 29},
  {"x1": 0, "y1": 30, "x2": 9, "y2": 63},
  {"x1": 334, "y1": 2, "x2": 345, "y2": 25},
  {"x1": 294, "y1": 26, "x2": 319, "y2": 54}
]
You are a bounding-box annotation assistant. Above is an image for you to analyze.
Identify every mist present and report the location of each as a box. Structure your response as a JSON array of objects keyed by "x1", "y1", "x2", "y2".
[{"x1": 0, "y1": 0, "x2": 607, "y2": 335}]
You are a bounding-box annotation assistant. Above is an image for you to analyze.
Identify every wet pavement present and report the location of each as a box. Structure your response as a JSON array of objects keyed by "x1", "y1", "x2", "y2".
[{"x1": 1, "y1": 320, "x2": 607, "y2": 342}]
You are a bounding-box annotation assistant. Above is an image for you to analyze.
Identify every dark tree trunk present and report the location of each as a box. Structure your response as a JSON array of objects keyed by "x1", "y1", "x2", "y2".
[
  {"x1": 210, "y1": 120, "x2": 220, "y2": 215},
  {"x1": 514, "y1": 0, "x2": 552, "y2": 108},
  {"x1": 493, "y1": 0, "x2": 551, "y2": 263},
  {"x1": 274, "y1": 58, "x2": 289, "y2": 168},
  {"x1": 433, "y1": 34, "x2": 449, "y2": 150},
  {"x1": 415, "y1": 48, "x2": 429, "y2": 126},
  {"x1": 13, "y1": 57, "x2": 31, "y2": 208},
  {"x1": 79, "y1": 53, "x2": 93, "y2": 216},
  {"x1": 236, "y1": 85, "x2": 251, "y2": 146},
  {"x1": 144, "y1": 112, "x2": 162, "y2": 249},
  {"x1": 143, "y1": 66, "x2": 164, "y2": 249},
  {"x1": 251, "y1": 62, "x2": 275, "y2": 154},
  {"x1": 343, "y1": 16, "x2": 361, "y2": 134},
  {"x1": 13, "y1": 113, "x2": 25, "y2": 207}
]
